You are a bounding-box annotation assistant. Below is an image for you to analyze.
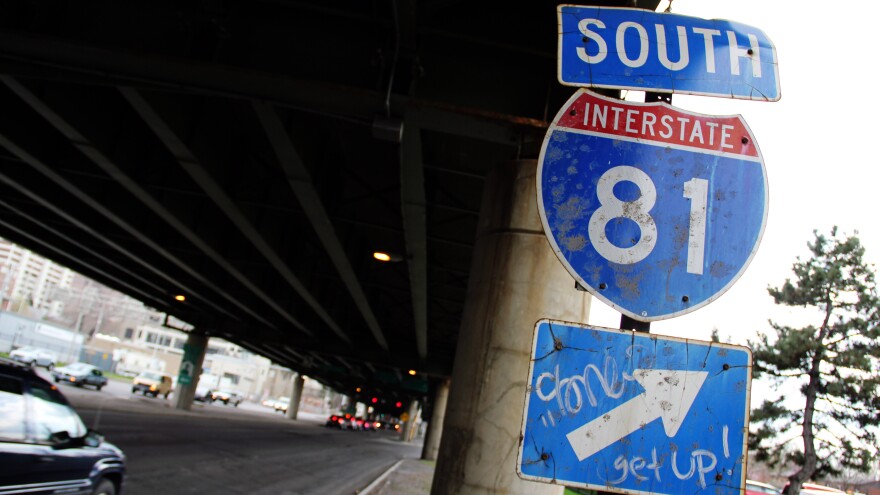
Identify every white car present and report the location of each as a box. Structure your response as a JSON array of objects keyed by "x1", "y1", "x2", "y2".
[
  {"x1": 9, "y1": 346, "x2": 58, "y2": 370},
  {"x1": 274, "y1": 397, "x2": 290, "y2": 413},
  {"x1": 206, "y1": 390, "x2": 243, "y2": 406},
  {"x1": 193, "y1": 386, "x2": 212, "y2": 402}
]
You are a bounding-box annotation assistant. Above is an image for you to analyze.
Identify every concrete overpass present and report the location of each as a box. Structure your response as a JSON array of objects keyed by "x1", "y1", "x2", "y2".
[{"x1": 0, "y1": 1, "x2": 658, "y2": 492}]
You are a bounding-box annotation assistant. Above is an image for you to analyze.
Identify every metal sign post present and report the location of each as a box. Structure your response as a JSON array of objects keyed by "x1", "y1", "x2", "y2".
[{"x1": 517, "y1": 320, "x2": 752, "y2": 495}]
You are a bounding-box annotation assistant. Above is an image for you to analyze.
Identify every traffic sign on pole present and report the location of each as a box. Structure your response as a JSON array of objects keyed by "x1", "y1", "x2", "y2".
[
  {"x1": 517, "y1": 320, "x2": 752, "y2": 495},
  {"x1": 178, "y1": 343, "x2": 199, "y2": 385},
  {"x1": 557, "y1": 5, "x2": 780, "y2": 101},
  {"x1": 537, "y1": 88, "x2": 768, "y2": 321}
]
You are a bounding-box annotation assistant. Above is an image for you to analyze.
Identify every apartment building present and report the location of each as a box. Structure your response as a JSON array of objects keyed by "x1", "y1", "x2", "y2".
[
  {"x1": 0, "y1": 237, "x2": 331, "y2": 408},
  {"x1": 0, "y1": 239, "x2": 75, "y2": 318}
]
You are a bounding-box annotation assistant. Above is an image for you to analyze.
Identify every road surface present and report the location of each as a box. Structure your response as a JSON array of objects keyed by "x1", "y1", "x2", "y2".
[{"x1": 38, "y1": 370, "x2": 424, "y2": 494}]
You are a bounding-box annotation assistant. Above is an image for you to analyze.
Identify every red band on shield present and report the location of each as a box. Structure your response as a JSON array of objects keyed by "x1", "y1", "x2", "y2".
[{"x1": 554, "y1": 91, "x2": 758, "y2": 158}]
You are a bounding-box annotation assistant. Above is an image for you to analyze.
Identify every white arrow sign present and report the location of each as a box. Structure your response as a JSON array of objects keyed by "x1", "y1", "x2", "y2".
[
  {"x1": 566, "y1": 368, "x2": 708, "y2": 461},
  {"x1": 180, "y1": 360, "x2": 195, "y2": 377}
]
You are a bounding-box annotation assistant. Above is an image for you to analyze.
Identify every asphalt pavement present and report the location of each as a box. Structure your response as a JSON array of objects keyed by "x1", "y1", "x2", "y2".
[{"x1": 34, "y1": 368, "x2": 432, "y2": 494}]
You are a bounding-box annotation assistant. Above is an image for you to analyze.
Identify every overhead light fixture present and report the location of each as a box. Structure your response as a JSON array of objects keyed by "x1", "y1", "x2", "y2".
[
  {"x1": 373, "y1": 251, "x2": 404, "y2": 263},
  {"x1": 174, "y1": 294, "x2": 186, "y2": 302},
  {"x1": 408, "y1": 369, "x2": 417, "y2": 376}
]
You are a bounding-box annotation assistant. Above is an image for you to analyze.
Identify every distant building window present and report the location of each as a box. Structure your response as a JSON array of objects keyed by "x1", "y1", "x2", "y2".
[
  {"x1": 173, "y1": 339, "x2": 184, "y2": 350},
  {"x1": 124, "y1": 328, "x2": 134, "y2": 340},
  {"x1": 146, "y1": 332, "x2": 157, "y2": 344},
  {"x1": 223, "y1": 373, "x2": 240, "y2": 385}
]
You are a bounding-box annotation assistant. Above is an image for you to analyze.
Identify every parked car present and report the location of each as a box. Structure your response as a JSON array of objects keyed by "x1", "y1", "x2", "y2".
[
  {"x1": 131, "y1": 371, "x2": 174, "y2": 398},
  {"x1": 373, "y1": 419, "x2": 401, "y2": 431},
  {"x1": 8, "y1": 346, "x2": 58, "y2": 370},
  {"x1": 0, "y1": 358, "x2": 125, "y2": 494},
  {"x1": 348, "y1": 417, "x2": 366, "y2": 430},
  {"x1": 273, "y1": 397, "x2": 290, "y2": 413},
  {"x1": 783, "y1": 483, "x2": 847, "y2": 495},
  {"x1": 327, "y1": 413, "x2": 371, "y2": 430},
  {"x1": 51, "y1": 362, "x2": 109, "y2": 391},
  {"x1": 262, "y1": 397, "x2": 286, "y2": 408},
  {"x1": 325, "y1": 414, "x2": 344, "y2": 428},
  {"x1": 747, "y1": 480, "x2": 782, "y2": 495},
  {"x1": 206, "y1": 390, "x2": 243, "y2": 406},
  {"x1": 193, "y1": 386, "x2": 212, "y2": 402}
]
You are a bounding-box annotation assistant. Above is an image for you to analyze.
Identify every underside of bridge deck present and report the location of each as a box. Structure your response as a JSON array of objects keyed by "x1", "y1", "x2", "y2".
[{"x1": 0, "y1": 0, "x2": 656, "y2": 408}]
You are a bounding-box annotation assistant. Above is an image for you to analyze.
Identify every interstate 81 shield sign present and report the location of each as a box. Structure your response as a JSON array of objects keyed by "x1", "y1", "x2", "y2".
[{"x1": 537, "y1": 89, "x2": 768, "y2": 321}]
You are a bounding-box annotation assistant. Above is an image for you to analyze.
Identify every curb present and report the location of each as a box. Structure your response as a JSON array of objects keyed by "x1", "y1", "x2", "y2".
[{"x1": 358, "y1": 459, "x2": 405, "y2": 495}]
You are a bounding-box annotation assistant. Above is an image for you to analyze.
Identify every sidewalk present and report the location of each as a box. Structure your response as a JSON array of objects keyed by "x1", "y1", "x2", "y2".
[
  {"x1": 360, "y1": 458, "x2": 436, "y2": 495},
  {"x1": 359, "y1": 459, "x2": 584, "y2": 495}
]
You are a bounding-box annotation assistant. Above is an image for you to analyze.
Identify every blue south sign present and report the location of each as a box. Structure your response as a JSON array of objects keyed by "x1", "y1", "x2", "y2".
[
  {"x1": 537, "y1": 89, "x2": 768, "y2": 321},
  {"x1": 558, "y1": 5, "x2": 780, "y2": 101},
  {"x1": 517, "y1": 320, "x2": 753, "y2": 495}
]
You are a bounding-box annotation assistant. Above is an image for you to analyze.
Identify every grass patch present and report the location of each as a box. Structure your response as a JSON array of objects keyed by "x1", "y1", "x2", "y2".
[
  {"x1": 105, "y1": 372, "x2": 134, "y2": 383},
  {"x1": 564, "y1": 489, "x2": 598, "y2": 495}
]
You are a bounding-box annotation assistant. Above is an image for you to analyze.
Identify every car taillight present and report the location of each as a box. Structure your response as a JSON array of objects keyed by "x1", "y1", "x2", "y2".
[{"x1": 69, "y1": 377, "x2": 76, "y2": 382}]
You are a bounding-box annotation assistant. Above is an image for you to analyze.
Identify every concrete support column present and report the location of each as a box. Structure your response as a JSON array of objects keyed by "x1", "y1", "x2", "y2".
[
  {"x1": 421, "y1": 377, "x2": 451, "y2": 461},
  {"x1": 400, "y1": 399, "x2": 420, "y2": 442},
  {"x1": 430, "y1": 160, "x2": 591, "y2": 495},
  {"x1": 340, "y1": 394, "x2": 353, "y2": 414},
  {"x1": 286, "y1": 373, "x2": 304, "y2": 420},
  {"x1": 174, "y1": 331, "x2": 208, "y2": 411}
]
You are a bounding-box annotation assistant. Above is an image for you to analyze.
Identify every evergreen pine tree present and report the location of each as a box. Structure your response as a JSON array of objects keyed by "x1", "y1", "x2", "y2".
[{"x1": 749, "y1": 228, "x2": 879, "y2": 493}]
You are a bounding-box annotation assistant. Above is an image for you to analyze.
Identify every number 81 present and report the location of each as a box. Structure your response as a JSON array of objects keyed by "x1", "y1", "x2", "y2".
[{"x1": 587, "y1": 165, "x2": 707, "y2": 275}]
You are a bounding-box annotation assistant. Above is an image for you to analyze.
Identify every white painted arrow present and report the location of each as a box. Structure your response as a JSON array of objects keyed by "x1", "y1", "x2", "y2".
[
  {"x1": 180, "y1": 361, "x2": 195, "y2": 377},
  {"x1": 566, "y1": 368, "x2": 708, "y2": 461}
]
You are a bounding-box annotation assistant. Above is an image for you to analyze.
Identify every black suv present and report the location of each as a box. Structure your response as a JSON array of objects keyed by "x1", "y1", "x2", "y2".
[{"x1": 0, "y1": 358, "x2": 125, "y2": 494}]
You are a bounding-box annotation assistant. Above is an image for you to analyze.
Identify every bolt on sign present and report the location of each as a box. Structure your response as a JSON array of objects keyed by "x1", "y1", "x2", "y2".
[
  {"x1": 517, "y1": 320, "x2": 753, "y2": 495},
  {"x1": 557, "y1": 5, "x2": 780, "y2": 101},
  {"x1": 537, "y1": 88, "x2": 768, "y2": 321}
]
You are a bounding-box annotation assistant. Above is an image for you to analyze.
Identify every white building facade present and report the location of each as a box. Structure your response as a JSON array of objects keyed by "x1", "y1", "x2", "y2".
[{"x1": 0, "y1": 239, "x2": 75, "y2": 318}]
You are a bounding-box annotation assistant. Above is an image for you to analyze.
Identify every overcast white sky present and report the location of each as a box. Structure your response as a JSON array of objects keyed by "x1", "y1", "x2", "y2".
[{"x1": 587, "y1": 0, "x2": 880, "y2": 358}]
